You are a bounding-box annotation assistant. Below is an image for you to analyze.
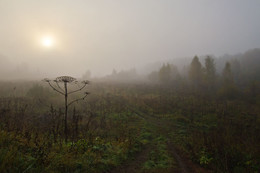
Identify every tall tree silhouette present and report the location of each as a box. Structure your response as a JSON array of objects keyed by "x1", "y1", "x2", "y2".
[
  {"x1": 204, "y1": 56, "x2": 216, "y2": 89},
  {"x1": 222, "y1": 62, "x2": 233, "y2": 85},
  {"x1": 220, "y1": 62, "x2": 238, "y2": 99},
  {"x1": 159, "y1": 63, "x2": 171, "y2": 84},
  {"x1": 189, "y1": 56, "x2": 202, "y2": 87}
]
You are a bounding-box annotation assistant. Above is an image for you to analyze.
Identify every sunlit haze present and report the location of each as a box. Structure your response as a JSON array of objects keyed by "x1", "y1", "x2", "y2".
[
  {"x1": 41, "y1": 36, "x2": 54, "y2": 48},
  {"x1": 0, "y1": 1, "x2": 259, "y2": 171},
  {"x1": 0, "y1": 0, "x2": 260, "y2": 79}
]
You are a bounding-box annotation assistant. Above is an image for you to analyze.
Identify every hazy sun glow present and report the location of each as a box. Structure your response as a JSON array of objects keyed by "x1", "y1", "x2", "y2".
[{"x1": 41, "y1": 36, "x2": 54, "y2": 47}]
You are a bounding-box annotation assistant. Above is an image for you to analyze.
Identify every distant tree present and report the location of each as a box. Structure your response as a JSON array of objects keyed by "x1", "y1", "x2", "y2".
[
  {"x1": 219, "y1": 62, "x2": 239, "y2": 99},
  {"x1": 204, "y1": 56, "x2": 216, "y2": 88},
  {"x1": 241, "y1": 48, "x2": 260, "y2": 80},
  {"x1": 222, "y1": 62, "x2": 233, "y2": 85},
  {"x1": 159, "y1": 63, "x2": 171, "y2": 83},
  {"x1": 189, "y1": 56, "x2": 202, "y2": 87},
  {"x1": 170, "y1": 64, "x2": 180, "y2": 81},
  {"x1": 150, "y1": 63, "x2": 180, "y2": 85},
  {"x1": 148, "y1": 71, "x2": 159, "y2": 83},
  {"x1": 230, "y1": 59, "x2": 241, "y2": 82}
]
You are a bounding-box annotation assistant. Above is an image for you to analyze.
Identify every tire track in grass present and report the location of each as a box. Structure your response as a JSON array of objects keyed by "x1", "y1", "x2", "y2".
[
  {"x1": 133, "y1": 110, "x2": 189, "y2": 173},
  {"x1": 166, "y1": 141, "x2": 188, "y2": 173},
  {"x1": 150, "y1": 117, "x2": 190, "y2": 173},
  {"x1": 109, "y1": 144, "x2": 153, "y2": 173},
  {"x1": 110, "y1": 108, "x2": 209, "y2": 173}
]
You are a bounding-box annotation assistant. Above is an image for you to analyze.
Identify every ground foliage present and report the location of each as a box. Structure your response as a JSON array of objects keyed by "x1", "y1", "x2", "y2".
[{"x1": 0, "y1": 58, "x2": 260, "y2": 173}]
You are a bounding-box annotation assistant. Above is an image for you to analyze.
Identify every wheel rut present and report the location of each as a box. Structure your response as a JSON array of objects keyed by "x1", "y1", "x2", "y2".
[
  {"x1": 110, "y1": 112, "x2": 209, "y2": 173},
  {"x1": 109, "y1": 145, "x2": 152, "y2": 173}
]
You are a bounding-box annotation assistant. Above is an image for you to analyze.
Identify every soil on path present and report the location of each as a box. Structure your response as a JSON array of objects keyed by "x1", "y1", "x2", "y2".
[
  {"x1": 109, "y1": 145, "x2": 152, "y2": 173},
  {"x1": 110, "y1": 113, "x2": 210, "y2": 173}
]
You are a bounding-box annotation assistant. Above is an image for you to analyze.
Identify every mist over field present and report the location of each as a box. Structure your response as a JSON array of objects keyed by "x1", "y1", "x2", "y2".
[
  {"x1": 0, "y1": 0, "x2": 260, "y2": 79},
  {"x1": 0, "y1": 1, "x2": 260, "y2": 173}
]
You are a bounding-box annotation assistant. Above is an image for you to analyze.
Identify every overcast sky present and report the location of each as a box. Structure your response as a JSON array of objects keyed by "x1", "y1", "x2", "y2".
[{"x1": 0, "y1": 0, "x2": 260, "y2": 78}]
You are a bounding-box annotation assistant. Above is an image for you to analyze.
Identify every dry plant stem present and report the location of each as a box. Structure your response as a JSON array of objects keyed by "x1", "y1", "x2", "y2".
[{"x1": 43, "y1": 76, "x2": 89, "y2": 143}]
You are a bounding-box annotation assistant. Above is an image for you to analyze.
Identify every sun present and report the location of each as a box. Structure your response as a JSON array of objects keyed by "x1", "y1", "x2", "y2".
[{"x1": 41, "y1": 36, "x2": 54, "y2": 47}]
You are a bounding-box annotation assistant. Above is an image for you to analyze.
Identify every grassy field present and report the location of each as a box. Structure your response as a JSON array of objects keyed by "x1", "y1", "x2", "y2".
[{"x1": 0, "y1": 81, "x2": 259, "y2": 172}]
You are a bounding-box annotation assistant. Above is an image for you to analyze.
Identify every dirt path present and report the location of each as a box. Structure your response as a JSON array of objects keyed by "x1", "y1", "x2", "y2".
[
  {"x1": 109, "y1": 145, "x2": 152, "y2": 173},
  {"x1": 110, "y1": 112, "x2": 209, "y2": 173},
  {"x1": 150, "y1": 116, "x2": 191, "y2": 173},
  {"x1": 153, "y1": 115, "x2": 211, "y2": 173},
  {"x1": 166, "y1": 141, "x2": 189, "y2": 173}
]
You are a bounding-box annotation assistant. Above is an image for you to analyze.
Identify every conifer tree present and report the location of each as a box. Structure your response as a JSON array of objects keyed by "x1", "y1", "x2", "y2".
[
  {"x1": 222, "y1": 62, "x2": 233, "y2": 85},
  {"x1": 204, "y1": 56, "x2": 216, "y2": 88},
  {"x1": 189, "y1": 56, "x2": 202, "y2": 87},
  {"x1": 159, "y1": 63, "x2": 171, "y2": 83}
]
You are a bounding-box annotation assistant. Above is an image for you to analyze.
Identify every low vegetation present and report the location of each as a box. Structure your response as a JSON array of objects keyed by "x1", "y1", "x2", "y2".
[{"x1": 0, "y1": 54, "x2": 259, "y2": 173}]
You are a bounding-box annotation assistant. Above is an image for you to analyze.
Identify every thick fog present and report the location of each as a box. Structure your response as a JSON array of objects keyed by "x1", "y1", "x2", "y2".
[{"x1": 0, "y1": 0, "x2": 260, "y2": 79}]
